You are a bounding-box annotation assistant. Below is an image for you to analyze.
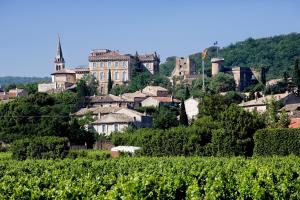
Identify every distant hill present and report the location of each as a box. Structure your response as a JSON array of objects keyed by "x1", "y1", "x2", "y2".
[
  {"x1": 0, "y1": 76, "x2": 51, "y2": 86},
  {"x1": 160, "y1": 33, "x2": 300, "y2": 79}
]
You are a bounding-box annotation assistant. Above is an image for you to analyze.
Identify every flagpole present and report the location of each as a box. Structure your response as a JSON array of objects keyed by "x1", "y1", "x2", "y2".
[{"x1": 202, "y1": 59, "x2": 205, "y2": 92}]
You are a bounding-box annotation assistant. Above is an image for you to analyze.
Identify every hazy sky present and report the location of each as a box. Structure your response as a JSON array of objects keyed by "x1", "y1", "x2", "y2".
[{"x1": 1, "y1": 0, "x2": 300, "y2": 77}]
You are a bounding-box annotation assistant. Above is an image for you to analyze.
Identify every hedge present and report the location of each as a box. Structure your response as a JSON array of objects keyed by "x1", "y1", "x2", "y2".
[
  {"x1": 254, "y1": 128, "x2": 300, "y2": 156},
  {"x1": 11, "y1": 136, "x2": 69, "y2": 160}
]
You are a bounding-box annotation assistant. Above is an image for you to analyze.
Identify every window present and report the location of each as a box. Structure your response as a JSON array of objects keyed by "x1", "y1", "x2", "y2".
[
  {"x1": 114, "y1": 124, "x2": 119, "y2": 132},
  {"x1": 115, "y1": 61, "x2": 119, "y2": 68},
  {"x1": 108, "y1": 61, "x2": 112, "y2": 68},
  {"x1": 115, "y1": 72, "x2": 119, "y2": 80},
  {"x1": 92, "y1": 62, "x2": 96, "y2": 68},
  {"x1": 92, "y1": 72, "x2": 97, "y2": 77},
  {"x1": 100, "y1": 62, "x2": 104, "y2": 68},
  {"x1": 102, "y1": 125, "x2": 106, "y2": 133},
  {"x1": 100, "y1": 72, "x2": 104, "y2": 80},
  {"x1": 123, "y1": 61, "x2": 127, "y2": 67},
  {"x1": 122, "y1": 71, "x2": 127, "y2": 81}
]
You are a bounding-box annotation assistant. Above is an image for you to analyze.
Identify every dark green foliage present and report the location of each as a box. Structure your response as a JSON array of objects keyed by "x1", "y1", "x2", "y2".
[
  {"x1": 254, "y1": 128, "x2": 300, "y2": 156},
  {"x1": 198, "y1": 94, "x2": 229, "y2": 120},
  {"x1": 218, "y1": 104, "x2": 265, "y2": 156},
  {"x1": 4, "y1": 82, "x2": 39, "y2": 94},
  {"x1": 11, "y1": 136, "x2": 69, "y2": 160},
  {"x1": 112, "y1": 116, "x2": 220, "y2": 156},
  {"x1": 0, "y1": 92, "x2": 94, "y2": 145},
  {"x1": 184, "y1": 86, "x2": 190, "y2": 100},
  {"x1": 292, "y1": 59, "x2": 300, "y2": 95},
  {"x1": 159, "y1": 56, "x2": 176, "y2": 76},
  {"x1": 208, "y1": 72, "x2": 236, "y2": 93},
  {"x1": 179, "y1": 99, "x2": 188, "y2": 126},
  {"x1": 153, "y1": 106, "x2": 178, "y2": 129},
  {"x1": 223, "y1": 91, "x2": 245, "y2": 104},
  {"x1": 107, "y1": 69, "x2": 113, "y2": 94}
]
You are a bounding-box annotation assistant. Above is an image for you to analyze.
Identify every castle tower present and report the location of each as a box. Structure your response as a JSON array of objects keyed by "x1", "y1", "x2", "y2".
[
  {"x1": 211, "y1": 57, "x2": 224, "y2": 76},
  {"x1": 54, "y1": 36, "x2": 65, "y2": 71}
]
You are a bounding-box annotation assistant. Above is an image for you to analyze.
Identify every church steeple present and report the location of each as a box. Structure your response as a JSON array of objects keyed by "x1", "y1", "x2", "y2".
[{"x1": 54, "y1": 35, "x2": 65, "y2": 71}]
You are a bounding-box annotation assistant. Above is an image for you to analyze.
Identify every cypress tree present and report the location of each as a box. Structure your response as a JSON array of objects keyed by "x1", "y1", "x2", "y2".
[
  {"x1": 107, "y1": 69, "x2": 113, "y2": 94},
  {"x1": 184, "y1": 86, "x2": 190, "y2": 100},
  {"x1": 179, "y1": 99, "x2": 189, "y2": 126},
  {"x1": 293, "y1": 59, "x2": 300, "y2": 95}
]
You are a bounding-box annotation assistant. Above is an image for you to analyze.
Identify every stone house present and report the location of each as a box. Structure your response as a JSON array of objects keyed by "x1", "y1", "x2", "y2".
[
  {"x1": 90, "y1": 108, "x2": 152, "y2": 136},
  {"x1": 239, "y1": 92, "x2": 290, "y2": 112}
]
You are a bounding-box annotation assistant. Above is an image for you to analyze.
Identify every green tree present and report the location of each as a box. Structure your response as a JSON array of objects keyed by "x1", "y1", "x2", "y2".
[
  {"x1": 208, "y1": 72, "x2": 236, "y2": 93},
  {"x1": 184, "y1": 86, "x2": 190, "y2": 100},
  {"x1": 179, "y1": 99, "x2": 189, "y2": 126},
  {"x1": 131, "y1": 52, "x2": 143, "y2": 78},
  {"x1": 292, "y1": 59, "x2": 300, "y2": 95},
  {"x1": 108, "y1": 69, "x2": 113, "y2": 94},
  {"x1": 217, "y1": 104, "x2": 265, "y2": 156},
  {"x1": 198, "y1": 94, "x2": 229, "y2": 120},
  {"x1": 153, "y1": 106, "x2": 178, "y2": 129}
]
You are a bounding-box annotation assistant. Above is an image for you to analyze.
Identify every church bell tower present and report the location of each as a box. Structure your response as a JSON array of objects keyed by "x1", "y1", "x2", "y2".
[{"x1": 54, "y1": 36, "x2": 65, "y2": 71}]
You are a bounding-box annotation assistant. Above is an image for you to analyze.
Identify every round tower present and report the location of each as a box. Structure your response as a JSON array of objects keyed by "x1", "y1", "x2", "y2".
[{"x1": 211, "y1": 57, "x2": 224, "y2": 76}]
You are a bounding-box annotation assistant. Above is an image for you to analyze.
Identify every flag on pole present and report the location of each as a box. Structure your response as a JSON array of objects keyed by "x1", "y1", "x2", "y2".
[{"x1": 201, "y1": 49, "x2": 208, "y2": 60}]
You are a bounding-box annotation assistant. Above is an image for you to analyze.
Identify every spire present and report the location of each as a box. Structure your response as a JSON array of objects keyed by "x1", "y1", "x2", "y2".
[
  {"x1": 56, "y1": 35, "x2": 64, "y2": 62},
  {"x1": 54, "y1": 35, "x2": 65, "y2": 71}
]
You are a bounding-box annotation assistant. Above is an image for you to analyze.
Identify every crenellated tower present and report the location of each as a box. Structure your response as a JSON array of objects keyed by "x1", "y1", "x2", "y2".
[{"x1": 54, "y1": 36, "x2": 65, "y2": 71}]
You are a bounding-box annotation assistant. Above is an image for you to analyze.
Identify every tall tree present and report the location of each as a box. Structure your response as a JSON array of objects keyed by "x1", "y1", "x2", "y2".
[
  {"x1": 179, "y1": 99, "x2": 189, "y2": 126},
  {"x1": 107, "y1": 69, "x2": 113, "y2": 94},
  {"x1": 184, "y1": 86, "x2": 190, "y2": 100},
  {"x1": 131, "y1": 52, "x2": 143, "y2": 78},
  {"x1": 292, "y1": 59, "x2": 300, "y2": 95}
]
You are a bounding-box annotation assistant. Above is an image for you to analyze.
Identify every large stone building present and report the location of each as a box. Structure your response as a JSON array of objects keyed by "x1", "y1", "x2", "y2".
[
  {"x1": 211, "y1": 57, "x2": 264, "y2": 91},
  {"x1": 88, "y1": 49, "x2": 160, "y2": 94}
]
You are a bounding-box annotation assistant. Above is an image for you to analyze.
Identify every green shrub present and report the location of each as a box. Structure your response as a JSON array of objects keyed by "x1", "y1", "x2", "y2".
[
  {"x1": 66, "y1": 150, "x2": 111, "y2": 160},
  {"x1": 254, "y1": 128, "x2": 300, "y2": 156},
  {"x1": 11, "y1": 136, "x2": 69, "y2": 160}
]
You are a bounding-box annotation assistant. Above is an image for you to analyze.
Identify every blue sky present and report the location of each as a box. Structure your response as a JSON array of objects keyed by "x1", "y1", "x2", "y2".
[{"x1": 1, "y1": 0, "x2": 300, "y2": 76}]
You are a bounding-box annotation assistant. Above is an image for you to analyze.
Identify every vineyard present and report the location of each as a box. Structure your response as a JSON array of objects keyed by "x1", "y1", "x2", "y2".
[{"x1": 0, "y1": 155, "x2": 299, "y2": 199}]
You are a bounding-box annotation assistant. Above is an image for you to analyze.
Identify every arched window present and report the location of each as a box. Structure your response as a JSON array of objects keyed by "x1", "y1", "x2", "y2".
[{"x1": 100, "y1": 72, "x2": 104, "y2": 80}]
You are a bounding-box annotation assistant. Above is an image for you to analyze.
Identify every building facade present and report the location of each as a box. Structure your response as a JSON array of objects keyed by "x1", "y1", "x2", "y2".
[
  {"x1": 88, "y1": 49, "x2": 133, "y2": 94},
  {"x1": 88, "y1": 49, "x2": 160, "y2": 94},
  {"x1": 211, "y1": 57, "x2": 264, "y2": 91}
]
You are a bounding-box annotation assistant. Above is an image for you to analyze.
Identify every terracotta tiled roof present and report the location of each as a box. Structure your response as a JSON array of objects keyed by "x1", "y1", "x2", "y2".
[
  {"x1": 89, "y1": 51, "x2": 131, "y2": 61},
  {"x1": 73, "y1": 107, "x2": 122, "y2": 116},
  {"x1": 51, "y1": 68, "x2": 75, "y2": 75},
  {"x1": 92, "y1": 113, "x2": 133, "y2": 124},
  {"x1": 121, "y1": 91, "x2": 148, "y2": 102},
  {"x1": 138, "y1": 54, "x2": 156, "y2": 61},
  {"x1": 74, "y1": 67, "x2": 89, "y2": 72},
  {"x1": 239, "y1": 92, "x2": 290, "y2": 107},
  {"x1": 87, "y1": 94, "x2": 126, "y2": 103}
]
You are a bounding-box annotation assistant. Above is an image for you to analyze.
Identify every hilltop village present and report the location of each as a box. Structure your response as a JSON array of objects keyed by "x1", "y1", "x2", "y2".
[
  {"x1": 1, "y1": 34, "x2": 300, "y2": 155},
  {"x1": 32, "y1": 38, "x2": 268, "y2": 135}
]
